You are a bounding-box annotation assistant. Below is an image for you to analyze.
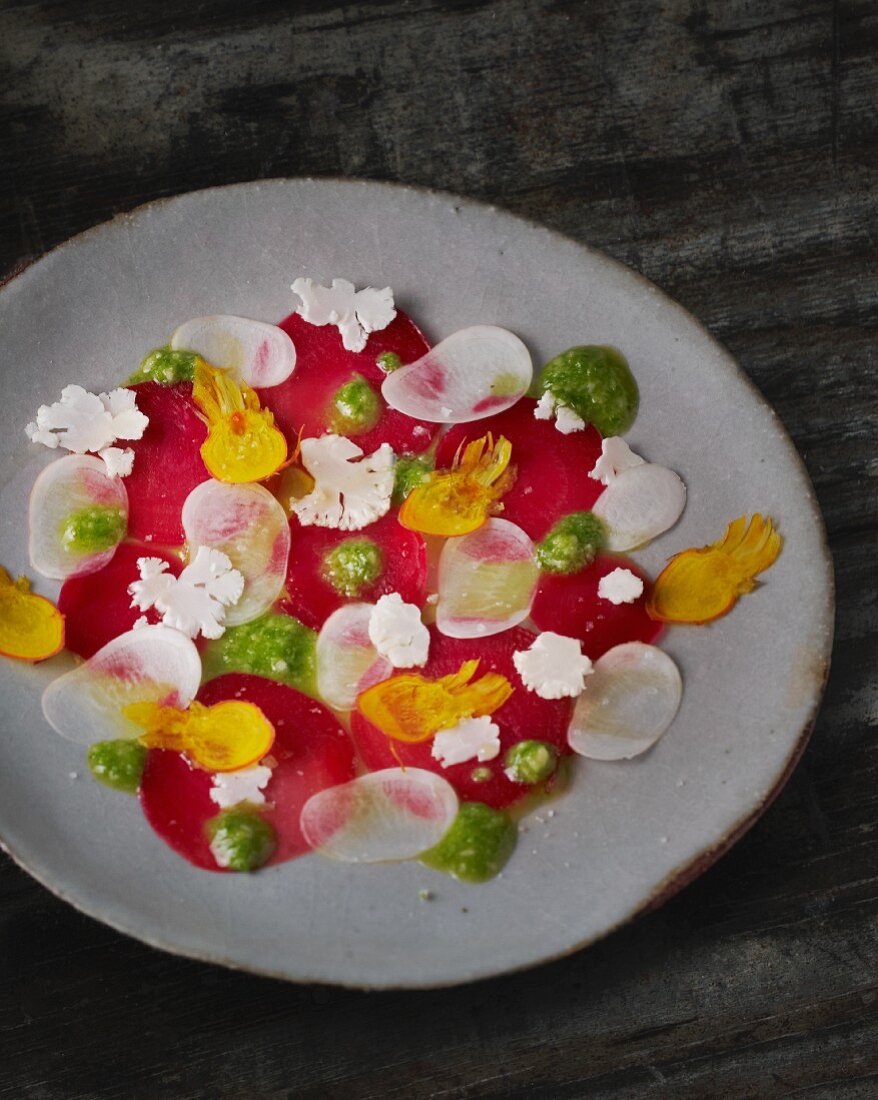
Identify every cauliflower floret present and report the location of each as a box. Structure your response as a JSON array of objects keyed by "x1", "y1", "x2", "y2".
[
  {"x1": 368, "y1": 593, "x2": 430, "y2": 668},
  {"x1": 431, "y1": 716, "x2": 501, "y2": 768},
  {"x1": 26, "y1": 385, "x2": 148, "y2": 455},
  {"x1": 292, "y1": 277, "x2": 396, "y2": 352},
  {"x1": 532, "y1": 391, "x2": 585, "y2": 435},
  {"x1": 513, "y1": 632, "x2": 593, "y2": 700},
  {"x1": 291, "y1": 434, "x2": 395, "y2": 531},
  {"x1": 128, "y1": 547, "x2": 244, "y2": 640},
  {"x1": 588, "y1": 436, "x2": 646, "y2": 485},
  {"x1": 209, "y1": 764, "x2": 274, "y2": 809},
  {"x1": 597, "y1": 567, "x2": 645, "y2": 605}
]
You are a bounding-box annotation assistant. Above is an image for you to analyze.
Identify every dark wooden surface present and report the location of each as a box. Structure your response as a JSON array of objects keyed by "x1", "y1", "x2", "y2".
[{"x1": 1, "y1": 1, "x2": 876, "y2": 1097}]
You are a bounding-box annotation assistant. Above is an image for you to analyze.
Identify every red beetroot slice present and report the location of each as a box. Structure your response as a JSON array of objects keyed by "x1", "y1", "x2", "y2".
[
  {"x1": 125, "y1": 382, "x2": 209, "y2": 545},
  {"x1": 258, "y1": 311, "x2": 437, "y2": 455},
  {"x1": 58, "y1": 542, "x2": 181, "y2": 659},
  {"x1": 280, "y1": 511, "x2": 428, "y2": 631},
  {"x1": 139, "y1": 674, "x2": 357, "y2": 871},
  {"x1": 350, "y1": 626, "x2": 573, "y2": 810},
  {"x1": 436, "y1": 398, "x2": 604, "y2": 541},
  {"x1": 531, "y1": 554, "x2": 663, "y2": 659}
]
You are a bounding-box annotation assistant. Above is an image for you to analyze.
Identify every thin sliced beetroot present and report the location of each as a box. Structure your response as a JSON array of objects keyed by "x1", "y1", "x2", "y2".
[
  {"x1": 531, "y1": 554, "x2": 662, "y2": 659},
  {"x1": 139, "y1": 674, "x2": 357, "y2": 871},
  {"x1": 280, "y1": 511, "x2": 427, "y2": 631},
  {"x1": 124, "y1": 382, "x2": 209, "y2": 545},
  {"x1": 58, "y1": 541, "x2": 181, "y2": 659},
  {"x1": 257, "y1": 311, "x2": 437, "y2": 455},
  {"x1": 350, "y1": 626, "x2": 572, "y2": 810},
  {"x1": 436, "y1": 398, "x2": 604, "y2": 541}
]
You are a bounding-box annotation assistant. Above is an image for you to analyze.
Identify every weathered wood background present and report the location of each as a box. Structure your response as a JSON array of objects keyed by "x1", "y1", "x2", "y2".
[{"x1": 1, "y1": 1, "x2": 876, "y2": 1096}]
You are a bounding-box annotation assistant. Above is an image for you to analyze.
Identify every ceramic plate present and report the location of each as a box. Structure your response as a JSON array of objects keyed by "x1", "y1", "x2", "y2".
[{"x1": 0, "y1": 180, "x2": 833, "y2": 988}]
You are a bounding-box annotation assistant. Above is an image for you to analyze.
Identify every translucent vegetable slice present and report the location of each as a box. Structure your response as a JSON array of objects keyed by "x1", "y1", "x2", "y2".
[
  {"x1": 437, "y1": 518, "x2": 539, "y2": 638},
  {"x1": 29, "y1": 454, "x2": 128, "y2": 580},
  {"x1": 170, "y1": 315, "x2": 297, "y2": 388},
  {"x1": 42, "y1": 624, "x2": 201, "y2": 745},
  {"x1": 381, "y1": 326, "x2": 532, "y2": 424},
  {"x1": 181, "y1": 479, "x2": 290, "y2": 626},
  {"x1": 567, "y1": 642, "x2": 682, "y2": 760},
  {"x1": 300, "y1": 768, "x2": 459, "y2": 863},
  {"x1": 592, "y1": 463, "x2": 686, "y2": 551},
  {"x1": 315, "y1": 603, "x2": 393, "y2": 711}
]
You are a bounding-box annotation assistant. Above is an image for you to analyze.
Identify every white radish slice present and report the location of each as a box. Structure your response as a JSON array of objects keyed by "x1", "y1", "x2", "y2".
[
  {"x1": 170, "y1": 315, "x2": 296, "y2": 387},
  {"x1": 568, "y1": 642, "x2": 682, "y2": 761},
  {"x1": 316, "y1": 603, "x2": 393, "y2": 711},
  {"x1": 181, "y1": 480, "x2": 290, "y2": 626},
  {"x1": 592, "y1": 463, "x2": 686, "y2": 551},
  {"x1": 42, "y1": 625, "x2": 202, "y2": 746},
  {"x1": 381, "y1": 325, "x2": 532, "y2": 423},
  {"x1": 300, "y1": 768, "x2": 458, "y2": 863},
  {"x1": 437, "y1": 518, "x2": 539, "y2": 639},
  {"x1": 29, "y1": 454, "x2": 128, "y2": 580}
]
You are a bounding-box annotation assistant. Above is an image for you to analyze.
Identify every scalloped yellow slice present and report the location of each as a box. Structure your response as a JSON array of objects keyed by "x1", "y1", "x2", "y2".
[
  {"x1": 0, "y1": 566, "x2": 65, "y2": 662},
  {"x1": 192, "y1": 361, "x2": 287, "y2": 483},
  {"x1": 125, "y1": 698, "x2": 275, "y2": 772},
  {"x1": 647, "y1": 514, "x2": 782, "y2": 624}
]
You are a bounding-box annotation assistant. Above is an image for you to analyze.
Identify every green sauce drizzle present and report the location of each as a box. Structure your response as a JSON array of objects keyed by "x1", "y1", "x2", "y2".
[
  {"x1": 201, "y1": 612, "x2": 317, "y2": 695},
  {"x1": 331, "y1": 375, "x2": 381, "y2": 435},
  {"x1": 504, "y1": 740, "x2": 559, "y2": 785},
  {"x1": 376, "y1": 351, "x2": 403, "y2": 373},
  {"x1": 87, "y1": 739, "x2": 147, "y2": 794},
  {"x1": 322, "y1": 539, "x2": 383, "y2": 598},
  {"x1": 535, "y1": 511, "x2": 605, "y2": 574},
  {"x1": 420, "y1": 802, "x2": 517, "y2": 883},
  {"x1": 534, "y1": 345, "x2": 639, "y2": 436},
  {"x1": 392, "y1": 453, "x2": 434, "y2": 506},
  {"x1": 207, "y1": 808, "x2": 276, "y2": 872},
  {"x1": 60, "y1": 505, "x2": 126, "y2": 555},
  {"x1": 129, "y1": 346, "x2": 198, "y2": 385}
]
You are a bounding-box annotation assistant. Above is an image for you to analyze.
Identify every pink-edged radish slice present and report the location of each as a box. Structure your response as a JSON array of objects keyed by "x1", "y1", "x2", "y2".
[
  {"x1": 592, "y1": 464, "x2": 686, "y2": 551},
  {"x1": 567, "y1": 642, "x2": 682, "y2": 760},
  {"x1": 181, "y1": 480, "x2": 289, "y2": 626},
  {"x1": 170, "y1": 315, "x2": 296, "y2": 388},
  {"x1": 29, "y1": 454, "x2": 128, "y2": 580},
  {"x1": 42, "y1": 624, "x2": 201, "y2": 746},
  {"x1": 315, "y1": 603, "x2": 393, "y2": 711},
  {"x1": 300, "y1": 768, "x2": 458, "y2": 863},
  {"x1": 437, "y1": 518, "x2": 539, "y2": 639},
  {"x1": 381, "y1": 326, "x2": 532, "y2": 424}
]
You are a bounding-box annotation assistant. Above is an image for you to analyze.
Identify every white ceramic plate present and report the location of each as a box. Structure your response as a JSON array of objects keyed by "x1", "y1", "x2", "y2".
[{"x1": 0, "y1": 180, "x2": 833, "y2": 988}]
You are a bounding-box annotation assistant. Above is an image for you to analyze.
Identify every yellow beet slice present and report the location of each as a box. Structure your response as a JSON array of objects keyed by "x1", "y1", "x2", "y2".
[{"x1": 0, "y1": 566, "x2": 65, "y2": 662}]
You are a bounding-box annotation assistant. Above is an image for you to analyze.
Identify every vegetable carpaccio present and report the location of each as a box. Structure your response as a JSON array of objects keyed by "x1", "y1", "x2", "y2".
[{"x1": 17, "y1": 278, "x2": 732, "y2": 884}]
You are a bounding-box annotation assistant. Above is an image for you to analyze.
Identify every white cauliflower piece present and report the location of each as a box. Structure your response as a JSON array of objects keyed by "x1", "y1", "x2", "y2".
[
  {"x1": 128, "y1": 547, "x2": 244, "y2": 640},
  {"x1": 588, "y1": 436, "x2": 646, "y2": 485},
  {"x1": 368, "y1": 593, "x2": 430, "y2": 668},
  {"x1": 209, "y1": 764, "x2": 273, "y2": 809},
  {"x1": 99, "y1": 446, "x2": 135, "y2": 478},
  {"x1": 292, "y1": 277, "x2": 396, "y2": 352},
  {"x1": 26, "y1": 385, "x2": 148, "y2": 453},
  {"x1": 513, "y1": 632, "x2": 593, "y2": 700},
  {"x1": 291, "y1": 434, "x2": 395, "y2": 531},
  {"x1": 532, "y1": 391, "x2": 584, "y2": 435},
  {"x1": 431, "y1": 716, "x2": 501, "y2": 768},
  {"x1": 597, "y1": 567, "x2": 645, "y2": 605}
]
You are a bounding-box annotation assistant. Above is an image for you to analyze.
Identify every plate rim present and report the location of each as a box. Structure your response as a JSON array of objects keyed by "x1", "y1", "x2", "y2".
[{"x1": 0, "y1": 176, "x2": 835, "y2": 989}]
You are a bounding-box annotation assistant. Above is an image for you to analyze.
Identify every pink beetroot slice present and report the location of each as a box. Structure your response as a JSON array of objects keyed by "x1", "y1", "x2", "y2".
[
  {"x1": 531, "y1": 554, "x2": 662, "y2": 659},
  {"x1": 58, "y1": 541, "x2": 181, "y2": 659},
  {"x1": 124, "y1": 382, "x2": 209, "y2": 545},
  {"x1": 139, "y1": 674, "x2": 357, "y2": 871},
  {"x1": 350, "y1": 626, "x2": 573, "y2": 810},
  {"x1": 257, "y1": 311, "x2": 437, "y2": 455},
  {"x1": 280, "y1": 511, "x2": 428, "y2": 631},
  {"x1": 436, "y1": 398, "x2": 604, "y2": 541}
]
